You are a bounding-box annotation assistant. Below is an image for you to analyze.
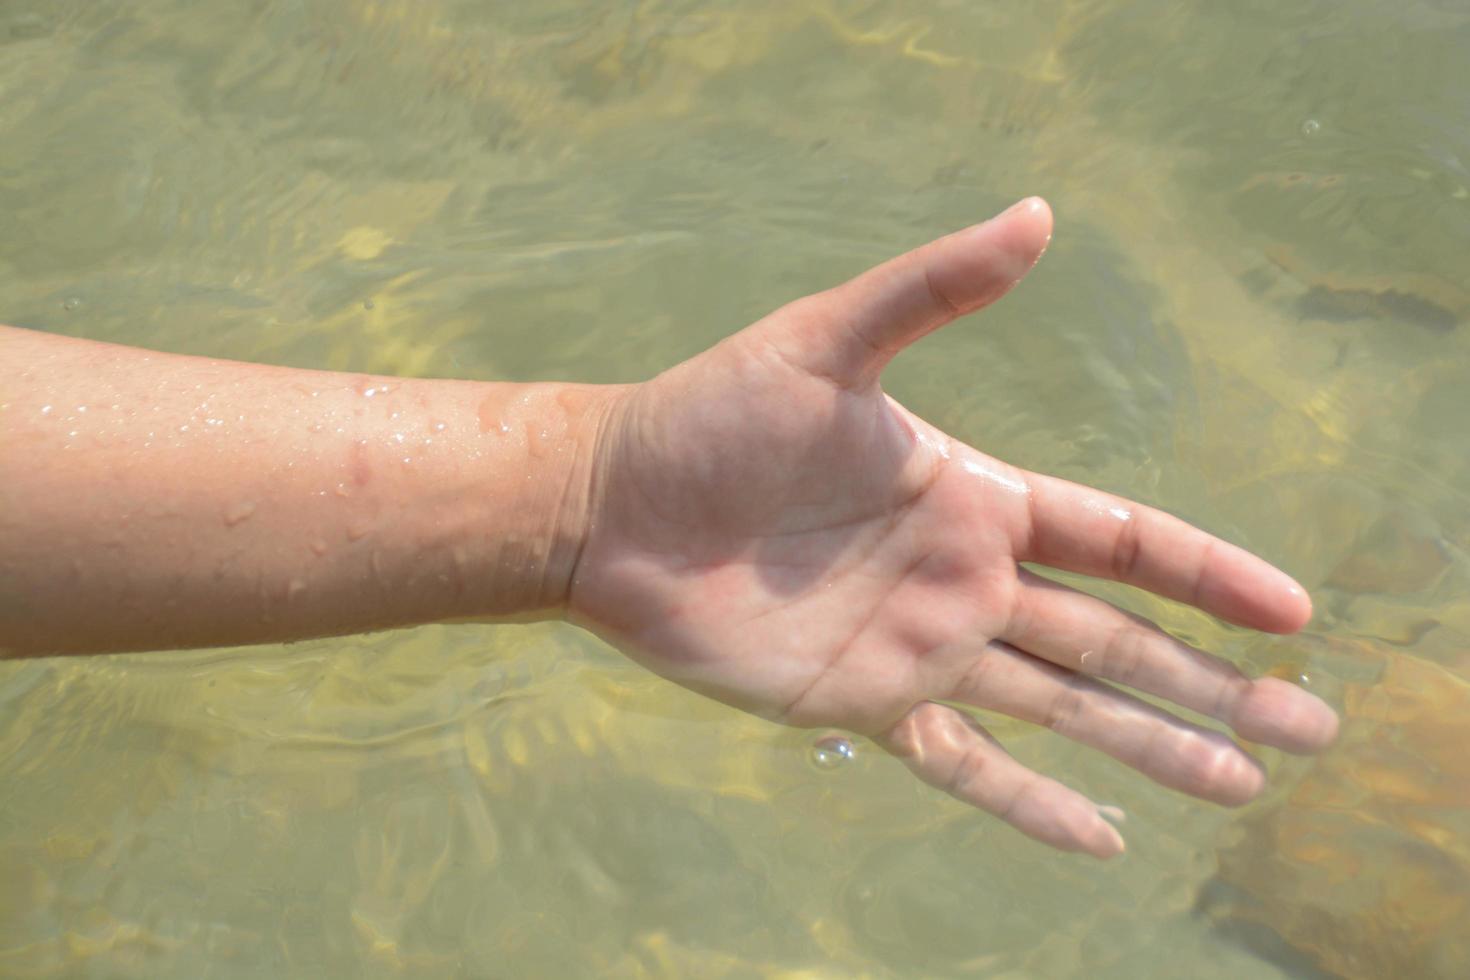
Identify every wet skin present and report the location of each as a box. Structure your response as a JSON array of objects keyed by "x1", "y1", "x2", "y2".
[
  {"x1": 0, "y1": 198, "x2": 1338, "y2": 856},
  {"x1": 571, "y1": 198, "x2": 1337, "y2": 856}
]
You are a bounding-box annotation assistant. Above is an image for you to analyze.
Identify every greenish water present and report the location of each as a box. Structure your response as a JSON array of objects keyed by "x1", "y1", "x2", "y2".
[{"x1": 2, "y1": 1, "x2": 1469, "y2": 976}]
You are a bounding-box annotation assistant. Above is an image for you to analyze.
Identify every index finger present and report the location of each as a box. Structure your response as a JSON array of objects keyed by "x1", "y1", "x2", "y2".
[{"x1": 1015, "y1": 471, "x2": 1312, "y2": 633}]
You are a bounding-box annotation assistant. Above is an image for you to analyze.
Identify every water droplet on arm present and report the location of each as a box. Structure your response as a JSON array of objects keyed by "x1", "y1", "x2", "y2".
[
  {"x1": 223, "y1": 501, "x2": 257, "y2": 527},
  {"x1": 524, "y1": 422, "x2": 550, "y2": 458}
]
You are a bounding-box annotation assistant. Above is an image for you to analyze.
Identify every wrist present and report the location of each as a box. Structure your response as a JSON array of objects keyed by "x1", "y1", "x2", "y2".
[{"x1": 455, "y1": 380, "x2": 633, "y2": 620}]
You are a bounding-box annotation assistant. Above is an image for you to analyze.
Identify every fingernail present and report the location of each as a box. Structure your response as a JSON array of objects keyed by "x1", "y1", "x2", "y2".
[
  {"x1": 1094, "y1": 819, "x2": 1126, "y2": 859},
  {"x1": 998, "y1": 196, "x2": 1044, "y2": 219}
]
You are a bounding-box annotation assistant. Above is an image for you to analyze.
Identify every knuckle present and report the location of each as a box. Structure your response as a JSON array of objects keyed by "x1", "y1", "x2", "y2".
[
  {"x1": 1176, "y1": 734, "x2": 1244, "y2": 800},
  {"x1": 923, "y1": 264, "x2": 962, "y2": 319},
  {"x1": 1110, "y1": 515, "x2": 1143, "y2": 581},
  {"x1": 1209, "y1": 672, "x2": 1251, "y2": 725},
  {"x1": 951, "y1": 648, "x2": 996, "y2": 701},
  {"x1": 1190, "y1": 538, "x2": 1218, "y2": 607},
  {"x1": 946, "y1": 740, "x2": 991, "y2": 797},
  {"x1": 1097, "y1": 622, "x2": 1143, "y2": 683},
  {"x1": 1043, "y1": 685, "x2": 1089, "y2": 735},
  {"x1": 884, "y1": 712, "x2": 923, "y2": 760},
  {"x1": 885, "y1": 701, "x2": 951, "y2": 765},
  {"x1": 999, "y1": 774, "x2": 1043, "y2": 821},
  {"x1": 1002, "y1": 585, "x2": 1033, "y2": 642}
]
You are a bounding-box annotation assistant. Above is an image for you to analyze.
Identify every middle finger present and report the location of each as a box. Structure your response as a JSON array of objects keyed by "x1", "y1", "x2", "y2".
[
  {"x1": 951, "y1": 641, "x2": 1266, "y2": 806},
  {"x1": 1001, "y1": 570, "x2": 1339, "y2": 754}
]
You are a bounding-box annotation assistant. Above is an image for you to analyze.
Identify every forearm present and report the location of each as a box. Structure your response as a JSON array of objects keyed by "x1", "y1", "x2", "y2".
[{"x1": 0, "y1": 325, "x2": 622, "y2": 656}]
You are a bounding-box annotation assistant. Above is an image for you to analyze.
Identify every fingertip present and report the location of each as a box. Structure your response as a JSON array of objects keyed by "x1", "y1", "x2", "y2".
[
  {"x1": 1049, "y1": 792, "x2": 1126, "y2": 859},
  {"x1": 1001, "y1": 195, "x2": 1051, "y2": 222},
  {"x1": 1208, "y1": 549, "x2": 1315, "y2": 634},
  {"x1": 1237, "y1": 676, "x2": 1341, "y2": 754},
  {"x1": 1222, "y1": 753, "x2": 1268, "y2": 807},
  {"x1": 1315, "y1": 705, "x2": 1341, "y2": 749},
  {"x1": 801, "y1": 195, "x2": 1057, "y2": 386},
  {"x1": 986, "y1": 196, "x2": 1054, "y2": 264},
  {"x1": 1022, "y1": 195, "x2": 1054, "y2": 234},
  {"x1": 1271, "y1": 577, "x2": 1314, "y2": 634},
  {"x1": 1088, "y1": 816, "x2": 1127, "y2": 859}
]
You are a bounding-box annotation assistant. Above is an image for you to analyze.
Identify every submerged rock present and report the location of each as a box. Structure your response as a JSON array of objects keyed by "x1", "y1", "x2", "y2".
[{"x1": 1204, "y1": 651, "x2": 1470, "y2": 978}]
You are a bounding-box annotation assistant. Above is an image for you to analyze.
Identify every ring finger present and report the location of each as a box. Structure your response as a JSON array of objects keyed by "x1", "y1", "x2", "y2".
[
  {"x1": 1001, "y1": 570, "x2": 1339, "y2": 754},
  {"x1": 951, "y1": 640, "x2": 1266, "y2": 806}
]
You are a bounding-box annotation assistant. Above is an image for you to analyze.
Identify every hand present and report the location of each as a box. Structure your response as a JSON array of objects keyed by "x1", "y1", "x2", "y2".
[{"x1": 568, "y1": 198, "x2": 1338, "y2": 857}]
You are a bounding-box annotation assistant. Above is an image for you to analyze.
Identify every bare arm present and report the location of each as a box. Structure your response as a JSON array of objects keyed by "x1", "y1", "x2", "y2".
[
  {"x1": 0, "y1": 324, "x2": 621, "y2": 654},
  {"x1": 0, "y1": 200, "x2": 1340, "y2": 855}
]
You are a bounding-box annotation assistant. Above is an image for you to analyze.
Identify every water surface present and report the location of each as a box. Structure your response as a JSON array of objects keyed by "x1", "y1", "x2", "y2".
[{"x1": 2, "y1": 1, "x2": 1469, "y2": 976}]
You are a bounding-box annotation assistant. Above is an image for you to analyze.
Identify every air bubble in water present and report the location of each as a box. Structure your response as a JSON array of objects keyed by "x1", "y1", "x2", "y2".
[
  {"x1": 1300, "y1": 118, "x2": 1321, "y2": 137},
  {"x1": 810, "y1": 733, "x2": 854, "y2": 771}
]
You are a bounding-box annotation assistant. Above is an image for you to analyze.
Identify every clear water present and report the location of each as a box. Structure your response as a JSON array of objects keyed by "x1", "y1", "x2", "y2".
[{"x1": 2, "y1": 1, "x2": 1469, "y2": 976}]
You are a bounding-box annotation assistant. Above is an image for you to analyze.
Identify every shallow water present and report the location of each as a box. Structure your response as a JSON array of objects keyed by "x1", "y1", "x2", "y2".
[{"x1": 2, "y1": 0, "x2": 1469, "y2": 976}]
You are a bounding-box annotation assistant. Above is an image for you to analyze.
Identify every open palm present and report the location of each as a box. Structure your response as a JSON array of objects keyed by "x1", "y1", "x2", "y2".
[{"x1": 569, "y1": 199, "x2": 1337, "y2": 857}]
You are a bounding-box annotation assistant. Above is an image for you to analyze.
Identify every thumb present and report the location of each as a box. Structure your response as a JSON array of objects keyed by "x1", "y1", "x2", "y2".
[{"x1": 768, "y1": 197, "x2": 1053, "y2": 389}]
